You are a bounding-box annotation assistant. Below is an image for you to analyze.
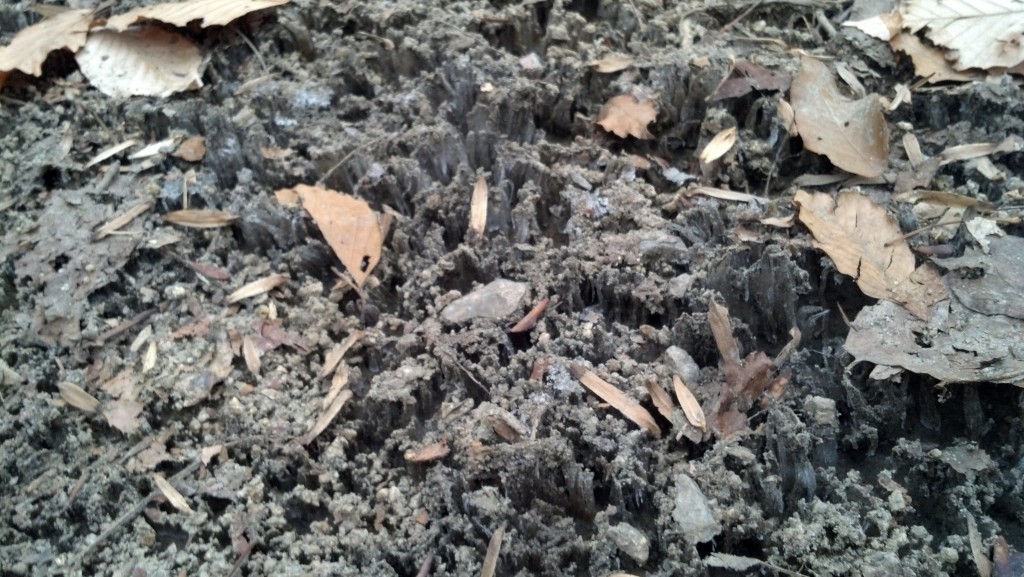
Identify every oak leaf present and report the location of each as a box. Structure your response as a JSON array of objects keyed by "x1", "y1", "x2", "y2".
[{"x1": 596, "y1": 94, "x2": 657, "y2": 139}]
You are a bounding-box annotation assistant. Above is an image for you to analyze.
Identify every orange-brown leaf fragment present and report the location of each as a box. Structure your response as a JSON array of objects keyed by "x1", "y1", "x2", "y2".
[
  {"x1": 790, "y1": 56, "x2": 889, "y2": 177},
  {"x1": 0, "y1": 8, "x2": 93, "y2": 79},
  {"x1": 291, "y1": 184, "x2": 384, "y2": 288},
  {"x1": 794, "y1": 189, "x2": 947, "y2": 318},
  {"x1": 569, "y1": 364, "x2": 661, "y2": 437},
  {"x1": 596, "y1": 94, "x2": 657, "y2": 139}
]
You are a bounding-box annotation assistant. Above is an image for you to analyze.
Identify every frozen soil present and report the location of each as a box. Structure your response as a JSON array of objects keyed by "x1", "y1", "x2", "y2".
[{"x1": 2, "y1": 1, "x2": 1024, "y2": 576}]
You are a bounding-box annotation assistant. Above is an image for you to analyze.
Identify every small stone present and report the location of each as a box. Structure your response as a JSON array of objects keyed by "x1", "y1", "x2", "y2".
[
  {"x1": 803, "y1": 396, "x2": 837, "y2": 427},
  {"x1": 665, "y1": 347, "x2": 700, "y2": 385},
  {"x1": 607, "y1": 522, "x2": 649, "y2": 564},
  {"x1": 440, "y1": 279, "x2": 528, "y2": 323},
  {"x1": 672, "y1": 473, "x2": 721, "y2": 544}
]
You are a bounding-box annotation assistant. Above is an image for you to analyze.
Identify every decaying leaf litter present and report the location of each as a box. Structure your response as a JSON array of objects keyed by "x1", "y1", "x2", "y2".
[{"x1": 3, "y1": 0, "x2": 1024, "y2": 575}]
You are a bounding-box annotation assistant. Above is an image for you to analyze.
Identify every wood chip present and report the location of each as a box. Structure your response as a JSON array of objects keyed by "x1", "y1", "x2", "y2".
[
  {"x1": 707, "y1": 300, "x2": 740, "y2": 364},
  {"x1": 404, "y1": 441, "x2": 450, "y2": 463},
  {"x1": 165, "y1": 209, "x2": 239, "y2": 228},
  {"x1": 588, "y1": 54, "x2": 635, "y2": 73},
  {"x1": 672, "y1": 374, "x2": 707, "y2": 432},
  {"x1": 225, "y1": 274, "x2": 288, "y2": 304},
  {"x1": 469, "y1": 174, "x2": 488, "y2": 238},
  {"x1": 569, "y1": 364, "x2": 661, "y2": 438},
  {"x1": 153, "y1": 473, "x2": 194, "y2": 514},
  {"x1": 481, "y1": 524, "x2": 506, "y2": 577},
  {"x1": 58, "y1": 381, "x2": 100, "y2": 413},
  {"x1": 142, "y1": 341, "x2": 158, "y2": 374}
]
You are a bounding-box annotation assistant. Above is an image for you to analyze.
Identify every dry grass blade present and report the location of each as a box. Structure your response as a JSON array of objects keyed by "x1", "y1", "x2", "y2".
[
  {"x1": 58, "y1": 381, "x2": 100, "y2": 413},
  {"x1": 569, "y1": 364, "x2": 661, "y2": 437},
  {"x1": 153, "y1": 473, "x2": 193, "y2": 513},
  {"x1": 300, "y1": 388, "x2": 353, "y2": 445},
  {"x1": 469, "y1": 174, "x2": 488, "y2": 237},
  {"x1": 707, "y1": 300, "x2": 740, "y2": 364},
  {"x1": 690, "y1": 186, "x2": 767, "y2": 205},
  {"x1": 404, "y1": 441, "x2": 450, "y2": 462},
  {"x1": 645, "y1": 377, "x2": 675, "y2": 420},
  {"x1": 672, "y1": 374, "x2": 707, "y2": 432},
  {"x1": 0, "y1": 8, "x2": 93, "y2": 79},
  {"x1": 481, "y1": 524, "x2": 506, "y2": 577},
  {"x1": 323, "y1": 365, "x2": 350, "y2": 409},
  {"x1": 95, "y1": 200, "x2": 154, "y2": 240},
  {"x1": 86, "y1": 139, "x2": 139, "y2": 168},
  {"x1": 226, "y1": 274, "x2": 288, "y2": 304},
  {"x1": 165, "y1": 209, "x2": 239, "y2": 228}
]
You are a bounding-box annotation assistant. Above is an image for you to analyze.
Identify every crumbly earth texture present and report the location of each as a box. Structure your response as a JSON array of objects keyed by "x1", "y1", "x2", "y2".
[{"x1": 1, "y1": 1, "x2": 1023, "y2": 576}]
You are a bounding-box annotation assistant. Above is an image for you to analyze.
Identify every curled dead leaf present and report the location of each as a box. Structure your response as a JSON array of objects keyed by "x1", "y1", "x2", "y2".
[
  {"x1": 226, "y1": 274, "x2": 288, "y2": 304},
  {"x1": 699, "y1": 127, "x2": 737, "y2": 164}
]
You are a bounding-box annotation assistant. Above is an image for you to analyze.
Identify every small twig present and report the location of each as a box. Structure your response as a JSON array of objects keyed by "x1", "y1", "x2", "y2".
[
  {"x1": 71, "y1": 460, "x2": 202, "y2": 566},
  {"x1": 233, "y1": 28, "x2": 268, "y2": 73},
  {"x1": 316, "y1": 135, "x2": 393, "y2": 188},
  {"x1": 93, "y1": 308, "x2": 157, "y2": 345}
]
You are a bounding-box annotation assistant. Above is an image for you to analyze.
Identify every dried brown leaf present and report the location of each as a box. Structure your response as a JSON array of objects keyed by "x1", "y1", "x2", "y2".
[
  {"x1": 843, "y1": 11, "x2": 903, "y2": 41},
  {"x1": 165, "y1": 209, "x2": 238, "y2": 228},
  {"x1": 569, "y1": 364, "x2": 661, "y2": 437},
  {"x1": 290, "y1": 184, "x2": 384, "y2": 288},
  {"x1": 103, "y1": 397, "x2": 144, "y2": 434},
  {"x1": 0, "y1": 8, "x2": 93, "y2": 79},
  {"x1": 153, "y1": 473, "x2": 194, "y2": 514},
  {"x1": 596, "y1": 94, "x2": 657, "y2": 140},
  {"x1": 106, "y1": 0, "x2": 291, "y2": 31},
  {"x1": 301, "y1": 388, "x2": 353, "y2": 445},
  {"x1": 672, "y1": 374, "x2": 706, "y2": 432},
  {"x1": 889, "y1": 33, "x2": 981, "y2": 83},
  {"x1": 699, "y1": 127, "x2": 737, "y2": 164},
  {"x1": 242, "y1": 335, "x2": 261, "y2": 375},
  {"x1": 790, "y1": 56, "x2": 889, "y2": 177},
  {"x1": 794, "y1": 189, "x2": 948, "y2": 318},
  {"x1": 902, "y1": 0, "x2": 1024, "y2": 71},
  {"x1": 76, "y1": 28, "x2": 203, "y2": 98},
  {"x1": 58, "y1": 381, "x2": 100, "y2": 413},
  {"x1": 226, "y1": 274, "x2": 288, "y2": 304},
  {"x1": 645, "y1": 377, "x2": 675, "y2": 420},
  {"x1": 404, "y1": 441, "x2": 450, "y2": 463}
]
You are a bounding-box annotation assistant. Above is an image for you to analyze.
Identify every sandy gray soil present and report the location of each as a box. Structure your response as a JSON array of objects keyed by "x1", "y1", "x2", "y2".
[{"x1": 2, "y1": 1, "x2": 1023, "y2": 576}]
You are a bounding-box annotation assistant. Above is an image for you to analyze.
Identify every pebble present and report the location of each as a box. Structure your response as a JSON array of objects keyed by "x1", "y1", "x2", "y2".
[
  {"x1": 440, "y1": 279, "x2": 528, "y2": 323},
  {"x1": 672, "y1": 473, "x2": 721, "y2": 544},
  {"x1": 607, "y1": 522, "x2": 649, "y2": 564}
]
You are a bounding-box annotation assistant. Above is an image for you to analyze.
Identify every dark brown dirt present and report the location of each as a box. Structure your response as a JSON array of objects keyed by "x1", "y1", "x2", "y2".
[{"x1": 2, "y1": 1, "x2": 1024, "y2": 576}]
